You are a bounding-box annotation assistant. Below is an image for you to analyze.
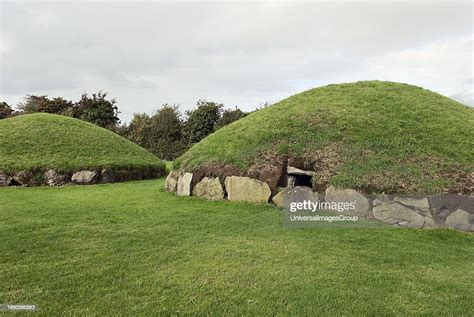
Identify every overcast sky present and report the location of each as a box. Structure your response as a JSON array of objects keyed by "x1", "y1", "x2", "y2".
[{"x1": 0, "y1": 1, "x2": 472, "y2": 122}]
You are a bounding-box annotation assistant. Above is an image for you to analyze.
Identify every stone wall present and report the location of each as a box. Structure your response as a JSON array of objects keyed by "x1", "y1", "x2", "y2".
[
  {"x1": 0, "y1": 166, "x2": 164, "y2": 187},
  {"x1": 165, "y1": 170, "x2": 474, "y2": 232}
]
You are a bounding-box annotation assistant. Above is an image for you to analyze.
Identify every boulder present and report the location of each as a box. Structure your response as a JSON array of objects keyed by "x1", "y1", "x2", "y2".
[
  {"x1": 224, "y1": 176, "x2": 271, "y2": 203},
  {"x1": 247, "y1": 161, "x2": 285, "y2": 193},
  {"x1": 101, "y1": 169, "x2": 117, "y2": 183},
  {"x1": 287, "y1": 166, "x2": 315, "y2": 176},
  {"x1": 177, "y1": 172, "x2": 193, "y2": 196},
  {"x1": 71, "y1": 170, "x2": 98, "y2": 185},
  {"x1": 429, "y1": 194, "x2": 473, "y2": 225},
  {"x1": 273, "y1": 191, "x2": 285, "y2": 206},
  {"x1": 190, "y1": 165, "x2": 242, "y2": 188},
  {"x1": 393, "y1": 196, "x2": 429, "y2": 212},
  {"x1": 0, "y1": 171, "x2": 12, "y2": 187},
  {"x1": 116, "y1": 169, "x2": 135, "y2": 182},
  {"x1": 129, "y1": 169, "x2": 145, "y2": 181},
  {"x1": 165, "y1": 170, "x2": 181, "y2": 192},
  {"x1": 325, "y1": 186, "x2": 370, "y2": 217},
  {"x1": 150, "y1": 167, "x2": 164, "y2": 179},
  {"x1": 273, "y1": 186, "x2": 319, "y2": 207},
  {"x1": 423, "y1": 216, "x2": 437, "y2": 228},
  {"x1": 258, "y1": 164, "x2": 285, "y2": 192},
  {"x1": 192, "y1": 177, "x2": 225, "y2": 200},
  {"x1": 445, "y1": 209, "x2": 474, "y2": 232},
  {"x1": 149, "y1": 168, "x2": 164, "y2": 179},
  {"x1": 13, "y1": 171, "x2": 41, "y2": 187},
  {"x1": 372, "y1": 200, "x2": 426, "y2": 228},
  {"x1": 45, "y1": 169, "x2": 67, "y2": 186}
]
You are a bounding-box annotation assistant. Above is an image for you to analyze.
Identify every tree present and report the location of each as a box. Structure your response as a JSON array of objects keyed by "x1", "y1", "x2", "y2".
[
  {"x1": 17, "y1": 95, "x2": 73, "y2": 115},
  {"x1": 0, "y1": 102, "x2": 13, "y2": 119},
  {"x1": 126, "y1": 113, "x2": 152, "y2": 148},
  {"x1": 185, "y1": 100, "x2": 223, "y2": 143},
  {"x1": 147, "y1": 105, "x2": 186, "y2": 160},
  {"x1": 216, "y1": 108, "x2": 247, "y2": 129},
  {"x1": 121, "y1": 102, "x2": 248, "y2": 158},
  {"x1": 71, "y1": 91, "x2": 120, "y2": 129}
]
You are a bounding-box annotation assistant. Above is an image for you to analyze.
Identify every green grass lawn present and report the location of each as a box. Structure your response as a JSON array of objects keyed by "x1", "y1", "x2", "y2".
[{"x1": 1, "y1": 179, "x2": 473, "y2": 315}]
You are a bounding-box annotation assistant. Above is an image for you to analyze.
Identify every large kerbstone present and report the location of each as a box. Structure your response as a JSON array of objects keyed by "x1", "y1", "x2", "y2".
[
  {"x1": 429, "y1": 194, "x2": 473, "y2": 226},
  {"x1": 372, "y1": 200, "x2": 426, "y2": 228},
  {"x1": 71, "y1": 170, "x2": 98, "y2": 185},
  {"x1": 325, "y1": 186, "x2": 370, "y2": 217},
  {"x1": 445, "y1": 209, "x2": 474, "y2": 231},
  {"x1": 224, "y1": 176, "x2": 271, "y2": 203},
  {"x1": 101, "y1": 169, "x2": 117, "y2": 183},
  {"x1": 273, "y1": 186, "x2": 318, "y2": 207},
  {"x1": 13, "y1": 171, "x2": 41, "y2": 187},
  {"x1": 116, "y1": 169, "x2": 139, "y2": 182},
  {"x1": 0, "y1": 171, "x2": 12, "y2": 187},
  {"x1": 165, "y1": 170, "x2": 181, "y2": 192},
  {"x1": 192, "y1": 177, "x2": 225, "y2": 200},
  {"x1": 287, "y1": 166, "x2": 315, "y2": 176},
  {"x1": 393, "y1": 196, "x2": 429, "y2": 212},
  {"x1": 177, "y1": 172, "x2": 193, "y2": 196},
  {"x1": 258, "y1": 164, "x2": 285, "y2": 192},
  {"x1": 45, "y1": 169, "x2": 67, "y2": 186}
]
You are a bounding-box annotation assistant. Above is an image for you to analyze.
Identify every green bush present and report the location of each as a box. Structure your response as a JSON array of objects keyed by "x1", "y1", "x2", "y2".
[{"x1": 0, "y1": 102, "x2": 13, "y2": 119}]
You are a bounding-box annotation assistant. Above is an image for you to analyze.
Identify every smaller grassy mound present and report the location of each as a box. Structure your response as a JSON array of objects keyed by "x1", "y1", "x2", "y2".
[{"x1": 0, "y1": 113, "x2": 165, "y2": 173}]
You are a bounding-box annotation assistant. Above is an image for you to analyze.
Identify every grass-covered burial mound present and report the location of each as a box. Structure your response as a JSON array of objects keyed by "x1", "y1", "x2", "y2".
[
  {"x1": 0, "y1": 113, "x2": 165, "y2": 186},
  {"x1": 174, "y1": 81, "x2": 473, "y2": 195}
]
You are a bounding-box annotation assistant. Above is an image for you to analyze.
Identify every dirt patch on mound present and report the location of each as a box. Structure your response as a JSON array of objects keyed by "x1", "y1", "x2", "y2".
[
  {"x1": 247, "y1": 155, "x2": 287, "y2": 193},
  {"x1": 191, "y1": 148, "x2": 344, "y2": 194},
  {"x1": 307, "y1": 145, "x2": 344, "y2": 191},
  {"x1": 191, "y1": 164, "x2": 243, "y2": 187},
  {"x1": 448, "y1": 171, "x2": 474, "y2": 194},
  {"x1": 187, "y1": 148, "x2": 472, "y2": 195}
]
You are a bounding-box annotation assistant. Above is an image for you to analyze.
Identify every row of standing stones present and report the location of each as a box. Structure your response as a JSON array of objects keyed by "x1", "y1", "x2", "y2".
[
  {"x1": 166, "y1": 168, "x2": 474, "y2": 232},
  {"x1": 0, "y1": 167, "x2": 164, "y2": 187}
]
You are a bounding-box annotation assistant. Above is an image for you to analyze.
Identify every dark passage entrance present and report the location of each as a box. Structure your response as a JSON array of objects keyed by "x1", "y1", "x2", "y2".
[
  {"x1": 288, "y1": 174, "x2": 313, "y2": 188},
  {"x1": 294, "y1": 174, "x2": 313, "y2": 187}
]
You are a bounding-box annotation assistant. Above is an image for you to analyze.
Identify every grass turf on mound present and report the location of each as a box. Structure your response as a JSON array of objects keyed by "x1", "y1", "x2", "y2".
[
  {"x1": 0, "y1": 178, "x2": 473, "y2": 315},
  {"x1": 0, "y1": 113, "x2": 165, "y2": 172},
  {"x1": 175, "y1": 81, "x2": 474, "y2": 194}
]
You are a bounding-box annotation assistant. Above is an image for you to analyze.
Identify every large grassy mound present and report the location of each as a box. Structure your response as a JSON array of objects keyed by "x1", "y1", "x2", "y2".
[
  {"x1": 175, "y1": 81, "x2": 474, "y2": 194},
  {"x1": 0, "y1": 113, "x2": 165, "y2": 172}
]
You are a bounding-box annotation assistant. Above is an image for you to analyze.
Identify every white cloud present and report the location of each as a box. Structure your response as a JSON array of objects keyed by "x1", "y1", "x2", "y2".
[
  {"x1": 360, "y1": 35, "x2": 473, "y2": 104},
  {"x1": 0, "y1": 1, "x2": 472, "y2": 122}
]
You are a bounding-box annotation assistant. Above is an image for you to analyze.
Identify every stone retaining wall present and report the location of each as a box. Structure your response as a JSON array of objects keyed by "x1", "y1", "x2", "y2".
[
  {"x1": 165, "y1": 170, "x2": 474, "y2": 232},
  {"x1": 0, "y1": 166, "x2": 164, "y2": 187}
]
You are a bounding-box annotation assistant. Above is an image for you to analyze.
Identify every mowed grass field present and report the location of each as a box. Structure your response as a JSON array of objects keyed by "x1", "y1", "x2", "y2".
[{"x1": 1, "y1": 178, "x2": 473, "y2": 315}]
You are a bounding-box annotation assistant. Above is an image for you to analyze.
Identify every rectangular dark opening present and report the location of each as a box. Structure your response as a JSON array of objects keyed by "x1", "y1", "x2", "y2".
[{"x1": 288, "y1": 174, "x2": 313, "y2": 188}]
